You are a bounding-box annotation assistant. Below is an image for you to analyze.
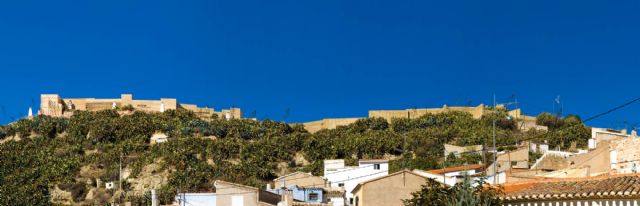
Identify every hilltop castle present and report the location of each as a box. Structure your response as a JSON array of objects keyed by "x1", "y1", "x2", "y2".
[{"x1": 39, "y1": 94, "x2": 241, "y2": 119}]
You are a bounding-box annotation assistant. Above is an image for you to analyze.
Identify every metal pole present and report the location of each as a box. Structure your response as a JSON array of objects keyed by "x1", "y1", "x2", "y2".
[
  {"x1": 119, "y1": 153, "x2": 122, "y2": 190},
  {"x1": 493, "y1": 119, "x2": 497, "y2": 184},
  {"x1": 493, "y1": 94, "x2": 497, "y2": 185}
]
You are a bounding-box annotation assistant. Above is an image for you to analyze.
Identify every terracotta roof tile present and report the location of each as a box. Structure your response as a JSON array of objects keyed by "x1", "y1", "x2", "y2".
[
  {"x1": 427, "y1": 164, "x2": 483, "y2": 174},
  {"x1": 503, "y1": 175, "x2": 640, "y2": 202}
]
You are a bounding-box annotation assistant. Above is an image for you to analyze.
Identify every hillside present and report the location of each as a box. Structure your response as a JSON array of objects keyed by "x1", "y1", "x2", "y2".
[{"x1": 0, "y1": 108, "x2": 590, "y2": 205}]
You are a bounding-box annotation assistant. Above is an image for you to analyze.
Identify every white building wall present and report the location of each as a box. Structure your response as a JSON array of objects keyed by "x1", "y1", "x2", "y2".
[
  {"x1": 175, "y1": 193, "x2": 217, "y2": 206},
  {"x1": 323, "y1": 160, "x2": 388, "y2": 206}
]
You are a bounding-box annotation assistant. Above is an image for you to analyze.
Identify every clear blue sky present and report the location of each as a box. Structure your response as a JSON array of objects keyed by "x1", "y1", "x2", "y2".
[{"x1": 1, "y1": 0, "x2": 639, "y2": 129}]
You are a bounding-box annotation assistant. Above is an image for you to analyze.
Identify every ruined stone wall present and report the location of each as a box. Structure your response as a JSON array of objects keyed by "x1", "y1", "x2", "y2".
[
  {"x1": 368, "y1": 104, "x2": 488, "y2": 121},
  {"x1": 302, "y1": 118, "x2": 362, "y2": 133}
]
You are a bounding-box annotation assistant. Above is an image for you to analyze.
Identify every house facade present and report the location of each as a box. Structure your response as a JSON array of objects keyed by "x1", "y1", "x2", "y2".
[
  {"x1": 486, "y1": 146, "x2": 530, "y2": 177},
  {"x1": 174, "y1": 193, "x2": 217, "y2": 206},
  {"x1": 214, "y1": 180, "x2": 281, "y2": 206},
  {"x1": 323, "y1": 159, "x2": 389, "y2": 206},
  {"x1": 351, "y1": 170, "x2": 428, "y2": 206}
]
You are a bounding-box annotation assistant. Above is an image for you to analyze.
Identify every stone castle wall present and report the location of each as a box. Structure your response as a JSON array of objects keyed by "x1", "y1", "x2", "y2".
[
  {"x1": 303, "y1": 104, "x2": 539, "y2": 133},
  {"x1": 302, "y1": 118, "x2": 362, "y2": 133},
  {"x1": 39, "y1": 94, "x2": 241, "y2": 120}
]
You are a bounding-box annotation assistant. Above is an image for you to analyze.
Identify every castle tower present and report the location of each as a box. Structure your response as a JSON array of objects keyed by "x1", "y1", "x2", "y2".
[{"x1": 40, "y1": 94, "x2": 64, "y2": 117}]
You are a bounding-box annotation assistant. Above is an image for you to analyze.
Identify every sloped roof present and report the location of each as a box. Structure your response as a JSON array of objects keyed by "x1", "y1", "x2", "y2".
[
  {"x1": 215, "y1": 180, "x2": 283, "y2": 205},
  {"x1": 503, "y1": 175, "x2": 640, "y2": 202},
  {"x1": 274, "y1": 171, "x2": 314, "y2": 181},
  {"x1": 351, "y1": 170, "x2": 427, "y2": 194},
  {"x1": 214, "y1": 180, "x2": 259, "y2": 191},
  {"x1": 427, "y1": 164, "x2": 483, "y2": 174}
]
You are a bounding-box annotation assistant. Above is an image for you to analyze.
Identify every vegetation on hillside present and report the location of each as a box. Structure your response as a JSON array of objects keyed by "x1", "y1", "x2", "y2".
[{"x1": 0, "y1": 108, "x2": 589, "y2": 205}]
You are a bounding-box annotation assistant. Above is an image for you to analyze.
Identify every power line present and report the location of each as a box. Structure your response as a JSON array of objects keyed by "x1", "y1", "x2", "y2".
[{"x1": 583, "y1": 97, "x2": 640, "y2": 123}]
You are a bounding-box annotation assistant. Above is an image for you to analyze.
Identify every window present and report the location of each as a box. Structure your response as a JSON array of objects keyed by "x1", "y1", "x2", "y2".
[
  {"x1": 308, "y1": 193, "x2": 319, "y2": 201},
  {"x1": 232, "y1": 196, "x2": 243, "y2": 206},
  {"x1": 511, "y1": 161, "x2": 517, "y2": 167},
  {"x1": 338, "y1": 183, "x2": 344, "y2": 187},
  {"x1": 350, "y1": 198, "x2": 353, "y2": 205},
  {"x1": 355, "y1": 196, "x2": 359, "y2": 206},
  {"x1": 374, "y1": 164, "x2": 380, "y2": 170}
]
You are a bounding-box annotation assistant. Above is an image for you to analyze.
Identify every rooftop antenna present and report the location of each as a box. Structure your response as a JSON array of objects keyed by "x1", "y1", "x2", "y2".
[{"x1": 554, "y1": 96, "x2": 563, "y2": 118}]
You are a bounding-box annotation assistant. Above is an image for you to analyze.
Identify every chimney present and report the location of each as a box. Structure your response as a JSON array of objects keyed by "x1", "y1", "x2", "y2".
[
  {"x1": 28, "y1": 107, "x2": 33, "y2": 119},
  {"x1": 278, "y1": 189, "x2": 294, "y2": 206}
]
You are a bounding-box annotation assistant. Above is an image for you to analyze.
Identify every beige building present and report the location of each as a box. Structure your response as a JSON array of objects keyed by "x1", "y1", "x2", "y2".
[
  {"x1": 40, "y1": 94, "x2": 241, "y2": 119},
  {"x1": 487, "y1": 146, "x2": 530, "y2": 176},
  {"x1": 350, "y1": 170, "x2": 427, "y2": 206},
  {"x1": 214, "y1": 180, "x2": 281, "y2": 206}
]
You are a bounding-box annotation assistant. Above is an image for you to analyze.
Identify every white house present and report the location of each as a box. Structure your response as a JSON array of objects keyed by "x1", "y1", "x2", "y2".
[
  {"x1": 323, "y1": 159, "x2": 388, "y2": 206},
  {"x1": 174, "y1": 193, "x2": 217, "y2": 206}
]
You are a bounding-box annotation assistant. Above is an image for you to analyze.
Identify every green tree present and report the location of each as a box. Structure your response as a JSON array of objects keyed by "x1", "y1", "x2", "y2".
[{"x1": 403, "y1": 176, "x2": 502, "y2": 206}]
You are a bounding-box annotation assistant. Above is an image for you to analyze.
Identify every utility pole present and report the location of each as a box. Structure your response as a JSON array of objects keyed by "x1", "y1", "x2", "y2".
[
  {"x1": 119, "y1": 153, "x2": 123, "y2": 190},
  {"x1": 492, "y1": 95, "x2": 497, "y2": 184}
]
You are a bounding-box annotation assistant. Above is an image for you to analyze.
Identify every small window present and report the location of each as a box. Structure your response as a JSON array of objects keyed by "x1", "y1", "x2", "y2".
[
  {"x1": 511, "y1": 161, "x2": 517, "y2": 166},
  {"x1": 374, "y1": 164, "x2": 380, "y2": 170},
  {"x1": 350, "y1": 198, "x2": 353, "y2": 205},
  {"x1": 308, "y1": 193, "x2": 319, "y2": 201},
  {"x1": 355, "y1": 196, "x2": 359, "y2": 206},
  {"x1": 338, "y1": 183, "x2": 344, "y2": 187}
]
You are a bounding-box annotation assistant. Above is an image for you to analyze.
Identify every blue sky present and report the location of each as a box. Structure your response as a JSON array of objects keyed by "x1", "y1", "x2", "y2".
[{"x1": 1, "y1": 0, "x2": 639, "y2": 129}]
